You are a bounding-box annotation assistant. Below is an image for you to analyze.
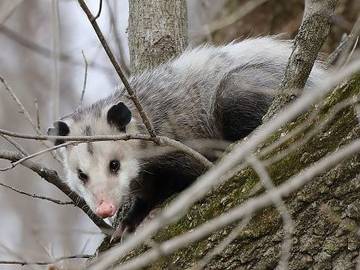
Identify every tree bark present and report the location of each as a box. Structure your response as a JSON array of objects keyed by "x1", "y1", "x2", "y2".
[
  {"x1": 119, "y1": 75, "x2": 360, "y2": 270},
  {"x1": 128, "y1": 0, "x2": 188, "y2": 74}
]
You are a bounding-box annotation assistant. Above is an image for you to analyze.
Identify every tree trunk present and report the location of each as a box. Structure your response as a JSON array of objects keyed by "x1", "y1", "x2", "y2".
[
  {"x1": 119, "y1": 75, "x2": 360, "y2": 270},
  {"x1": 128, "y1": 0, "x2": 188, "y2": 74}
]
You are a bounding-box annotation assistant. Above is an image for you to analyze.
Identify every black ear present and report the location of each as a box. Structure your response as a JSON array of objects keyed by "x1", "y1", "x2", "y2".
[
  {"x1": 47, "y1": 121, "x2": 70, "y2": 145},
  {"x1": 107, "y1": 102, "x2": 132, "y2": 132}
]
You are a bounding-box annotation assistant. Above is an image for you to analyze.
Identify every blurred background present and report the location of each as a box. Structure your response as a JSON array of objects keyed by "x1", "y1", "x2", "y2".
[{"x1": 0, "y1": 0, "x2": 358, "y2": 268}]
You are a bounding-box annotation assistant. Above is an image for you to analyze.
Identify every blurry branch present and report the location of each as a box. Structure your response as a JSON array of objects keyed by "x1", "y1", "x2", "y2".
[
  {"x1": 93, "y1": 138, "x2": 360, "y2": 270},
  {"x1": 0, "y1": 142, "x2": 75, "y2": 171},
  {"x1": 205, "y1": 0, "x2": 270, "y2": 34},
  {"x1": 0, "y1": 131, "x2": 213, "y2": 169},
  {"x1": 336, "y1": 16, "x2": 360, "y2": 68},
  {"x1": 189, "y1": 215, "x2": 252, "y2": 270},
  {"x1": 51, "y1": 0, "x2": 61, "y2": 121},
  {"x1": 106, "y1": 0, "x2": 130, "y2": 76},
  {"x1": 0, "y1": 134, "x2": 28, "y2": 155},
  {"x1": 247, "y1": 156, "x2": 294, "y2": 269},
  {"x1": 0, "y1": 150, "x2": 113, "y2": 233},
  {"x1": 0, "y1": 254, "x2": 92, "y2": 266},
  {"x1": 89, "y1": 58, "x2": 360, "y2": 270},
  {"x1": 0, "y1": 75, "x2": 61, "y2": 163},
  {"x1": 0, "y1": 25, "x2": 113, "y2": 75},
  {"x1": 77, "y1": 0, "x2": 157, "y2": 138},
  {"x1": 80, "y1": 50, "x2": 88, "y2": 106},
  {"x1": 0, "y1": 180, "x2": 74, "y2": 205},
  {"x1": 263, "y1": 0, "x2": 338, "y2": 121},
  {"x1": 34, "y1": 98, "x2": 41, "y2": 130}
]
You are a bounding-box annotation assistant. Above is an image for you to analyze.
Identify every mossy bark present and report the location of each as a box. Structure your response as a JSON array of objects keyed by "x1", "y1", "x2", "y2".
[{"x1": 117, "y1": 76, "x2": 360, "y2": 269}]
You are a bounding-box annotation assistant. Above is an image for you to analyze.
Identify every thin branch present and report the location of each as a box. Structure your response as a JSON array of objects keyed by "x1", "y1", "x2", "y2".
[
  {"x1": 0, "y1": 131, "x2": 212, "y2": 168},
  {"x1": 0, "y1": 254, "x2": 92, "y2": 266},
  {"x1": 0, "y1": 181, "x2": 74, "y2": 205},
  {"x1": 77, "y1": 0, "x2": 157, "y2": 138},
  {"x1": 190, "y1": 215, "x2": 252, "y2": 270},
  {"x1": 247, "y1": 156, "x2": 294, "y2": 269},
  {"x1": 0, "y1": 75, "x2": 61, "y2": 162},
  {"x1": 336, "y1": 16, "x2": 360, "y2": 68},
  {"x1": 34, "y1": 98, "x2": 41, "y2": 130},
  {"x1": 93, "y1": 0, "x2": 103, "y2": 21},
  {"x1": 0, "y1": 25, "x2": 113, "y2": 75},
  {"x1": 0, "y1": 142, "x2": 75, "y2": 171},
  {"x1": 0, "y1": 134, "x2": 28, "y2": 155},
  {"x1": 205, "y1": 0, "x2": 270, "y2": 34},
  {"x1": 80, "y1": 50, "x2": 88, "y2": 105},
  {"x1": 106, "y1": 0, "x2": 131, "y2": 76},
  {"x1": 0, "y1": 150, "x2": 113, "y2": 234}
]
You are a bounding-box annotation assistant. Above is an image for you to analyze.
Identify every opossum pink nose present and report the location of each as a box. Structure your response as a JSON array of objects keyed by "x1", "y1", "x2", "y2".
[{"x1": 95, "y1": 201, "x2": 117, "y2": 218}]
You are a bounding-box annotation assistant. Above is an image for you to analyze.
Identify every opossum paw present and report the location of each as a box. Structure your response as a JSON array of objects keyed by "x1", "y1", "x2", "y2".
[{"x1": 110, "y1": 222, "x2": 135, "y2": 243}]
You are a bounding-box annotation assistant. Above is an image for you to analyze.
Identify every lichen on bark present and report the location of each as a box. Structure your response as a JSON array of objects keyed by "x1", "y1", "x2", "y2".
[{"x1": 119, "y1": 75, "x2": 360, "y2": 269}]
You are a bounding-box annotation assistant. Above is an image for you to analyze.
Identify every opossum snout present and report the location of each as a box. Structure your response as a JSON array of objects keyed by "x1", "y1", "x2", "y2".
[{"x1": 95, "y1": 200, "x2": 117, "y2": 218}]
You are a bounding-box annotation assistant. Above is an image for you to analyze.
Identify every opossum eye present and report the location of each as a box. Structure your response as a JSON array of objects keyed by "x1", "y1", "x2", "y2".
[
  {"x1": 109, "y1": 160, "x2": 121, "y2": 174},
  {"x1": 77, "y1": 169, "x2": 89, "y2": 184}
]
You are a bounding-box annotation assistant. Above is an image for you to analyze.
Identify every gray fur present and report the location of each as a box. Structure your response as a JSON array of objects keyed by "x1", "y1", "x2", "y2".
[{"x1": 64, "y1": 37, "x2": 325, "y2": 141}]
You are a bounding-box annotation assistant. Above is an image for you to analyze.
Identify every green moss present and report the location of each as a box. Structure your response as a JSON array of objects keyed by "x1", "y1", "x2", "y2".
[{"x1": 118, "y1": 76, "x2": 360, "y2": 269}]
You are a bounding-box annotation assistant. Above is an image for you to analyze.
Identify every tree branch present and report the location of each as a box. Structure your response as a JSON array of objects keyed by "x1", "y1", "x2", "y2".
[
  {"x1": 263, "y1": 0, "x2": 338, "y2": 121},
  {"x1": 77, "y1": 0, "x2": 157, "y2": 138},
  {"x1": 0, "y1": 150, "x2": 113, "y2": 234}
]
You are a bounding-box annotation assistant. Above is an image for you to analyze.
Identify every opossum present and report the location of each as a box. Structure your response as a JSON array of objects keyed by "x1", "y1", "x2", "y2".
[{"x1": 48, "y1": 37, "x2": 325, "y2": 236}]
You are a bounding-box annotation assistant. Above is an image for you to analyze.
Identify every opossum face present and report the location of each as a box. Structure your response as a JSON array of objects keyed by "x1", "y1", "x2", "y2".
[{"x1": 48, "y1": 102, "x2": 140, "y2": 218}]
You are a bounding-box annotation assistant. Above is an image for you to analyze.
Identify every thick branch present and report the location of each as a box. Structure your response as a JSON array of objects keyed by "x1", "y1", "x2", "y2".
[
  {"x1": 128, "y1": 0, "x2": 188, "y2": 73},
  {"x1": 263, "y1": 0, "x2": 338, "y2": 121}
]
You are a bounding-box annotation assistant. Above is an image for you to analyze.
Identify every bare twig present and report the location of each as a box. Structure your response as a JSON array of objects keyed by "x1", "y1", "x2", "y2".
[
  {"x1": 106, "y1": 0, "x2": 131, "y2": 76},
  {"x1": 51, "y1": 0, "x2": 61, "y2": 121},
  {"x1": 0, "y1": 180, "x2": 74, "y2": 205},
  {"x1": 0, "y1": 142, "x2": 75, "y2": 171},
  {"x1": 0, "y1": 134, "x2": 28, "y2": 155},
  {"x1": 248, "y1": 156, "x2": 294, "y2": 269},
  {"x1": 34, "y1": 98, "x2": 41, "y2": 130},
  {"x1": 93, "y1": 0, "x2": 103, "y2": 21},
  {"x1": 0, "y1": 75, "x2": 61, "y2": 162},
  {"x1": 0, "y1": 25, "x2": 113, "y2": 75},
  {"x1": 77, "y1": 0, "x2": 157, "y2": 138},
  {"x1": 190, "y1": 215, "x2": 252, "y2": 270},
  {"x1": 80, "y1": 50, "x2": 88, "y2": 106},
  {"x1": 326, "y1": 33, "x2": 348, "y2": 67},
  {"x1": 336, "y1": 16, "x2": 360, "y2": 68},
  {"x1": 0, "y1": 254, "x2": 92, "y2": 266},
  {"x1": 205, "y1": 0, "x2": 270, "y2": 34},
  {"x1": 0, "y1": 150, "x2": 113, "y2": 234},
  {"x1": 0, "y1": 131, "x2": 212, "y2": 168}
]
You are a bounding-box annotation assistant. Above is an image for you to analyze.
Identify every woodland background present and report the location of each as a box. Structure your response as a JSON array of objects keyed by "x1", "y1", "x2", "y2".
[{"x1": 0, "y1": 0, "x2": 359, "y2": 269}]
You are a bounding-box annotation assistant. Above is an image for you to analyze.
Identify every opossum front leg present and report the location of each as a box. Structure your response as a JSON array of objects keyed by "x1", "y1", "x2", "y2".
[{"x1": 111, "y1": 196, "x2": 153, "y2": 242}]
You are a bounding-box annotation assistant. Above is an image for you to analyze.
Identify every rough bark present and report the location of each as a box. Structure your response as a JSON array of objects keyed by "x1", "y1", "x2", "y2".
[
  {"x1": 128, "y1": 0, "x2": 188, "y2": 74},
  {"x1": 119, "y1": 74, "x2": 360, "y2": 270}
]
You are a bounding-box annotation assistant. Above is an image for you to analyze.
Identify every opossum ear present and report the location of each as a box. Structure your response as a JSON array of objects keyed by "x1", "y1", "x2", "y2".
[
  {"x1": 107, "y1": 102, "x2": 132, "y2": 132},
  {"x1": 47, "y1": 121, "x2": 70, "y2": 145}
]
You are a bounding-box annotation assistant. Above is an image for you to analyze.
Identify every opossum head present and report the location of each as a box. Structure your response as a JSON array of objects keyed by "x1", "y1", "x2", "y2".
[{"x1": 48, "y1": 102, "x2": 140, "y2": 218}]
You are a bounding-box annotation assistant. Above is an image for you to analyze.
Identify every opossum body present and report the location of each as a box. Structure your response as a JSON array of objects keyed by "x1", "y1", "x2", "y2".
[{"x1": 48, "y1": 37, "x2": 325, "y2": 235}]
